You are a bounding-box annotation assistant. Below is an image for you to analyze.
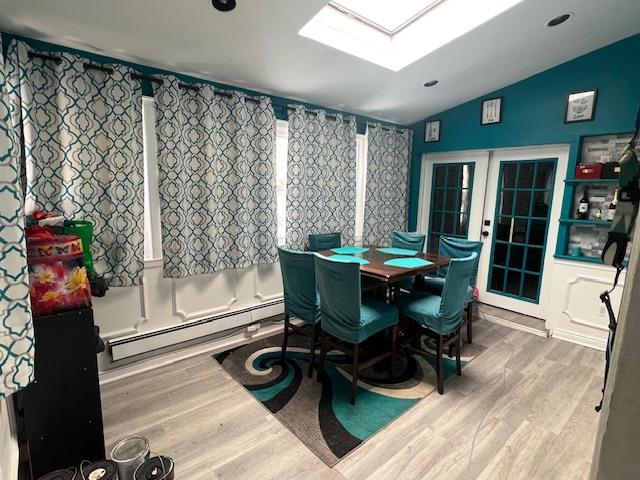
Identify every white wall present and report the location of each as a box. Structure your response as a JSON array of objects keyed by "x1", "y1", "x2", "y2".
[
  {"x1": 546, "y1": 259, "x2": 623, "y2": 350},
  {"x1": 590, "y1": 207, "x2": 640, "y2": 479},
  {"x1": 0, "y1": 397, "x2": 18, "y2": 480}
]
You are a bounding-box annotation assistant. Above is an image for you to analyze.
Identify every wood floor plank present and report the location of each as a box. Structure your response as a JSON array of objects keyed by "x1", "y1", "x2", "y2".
[{"x1": 101, "y1": 318, "x2": 602, "y2": 480}]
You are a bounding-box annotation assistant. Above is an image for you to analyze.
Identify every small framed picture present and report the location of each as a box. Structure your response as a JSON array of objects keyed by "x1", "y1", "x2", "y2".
[
  {"x1": 481, "y1": 97, "x2": 502, "y2": 125},
  {"x1": 565, "y1": 89, "x2": 597, "y2": 123},
  {"x1": 424, "y1": 120, "x2": 440, "y2": 143}
]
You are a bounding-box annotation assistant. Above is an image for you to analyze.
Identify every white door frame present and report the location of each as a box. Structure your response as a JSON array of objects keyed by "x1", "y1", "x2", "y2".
[
  {"x1": 416, "y1": 150, "x2": 490, "y2": 241},
  {"x1": 416, "y1": 144, "x2": 569, "y2": 321}
]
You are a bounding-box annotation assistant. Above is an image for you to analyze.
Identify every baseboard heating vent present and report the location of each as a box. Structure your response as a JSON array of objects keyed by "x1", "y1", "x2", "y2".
[{"x1": 109, "y1": 299, "x2": 283, "y2": 361}]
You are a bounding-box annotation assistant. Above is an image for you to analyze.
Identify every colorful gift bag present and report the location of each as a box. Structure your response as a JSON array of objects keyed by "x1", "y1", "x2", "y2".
[{"x1": 26, "y1": 230, "x2": 92, "y2": 317}]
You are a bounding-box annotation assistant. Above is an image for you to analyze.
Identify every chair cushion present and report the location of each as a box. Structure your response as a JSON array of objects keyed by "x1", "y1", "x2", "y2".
[
  {"x1": 396, "y1": 291, "x2": 444, "y2": 332},
  {"x1": 419, "y1": 277, "x2": 474, "y2": 303},
  {"x1": 325, "y1": 298, "x2": 397, "y2": 344}
]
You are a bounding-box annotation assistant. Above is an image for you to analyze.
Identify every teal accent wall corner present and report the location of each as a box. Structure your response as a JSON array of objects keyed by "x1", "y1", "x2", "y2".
[
  {"x1": 408, "y1": 33, "x2": 640, "y2": 232},
  {"x1": 0, "y1": 32, "x2": 401, "y2": 135}
]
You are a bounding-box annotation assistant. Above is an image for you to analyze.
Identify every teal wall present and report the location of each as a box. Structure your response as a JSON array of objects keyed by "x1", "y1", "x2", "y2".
[
  {"x1": 1, "y1": 33, "x2": 400, "y2": 135},
  {"x1": 408, "y1": 33, "x2": 640, "y2": 231}
]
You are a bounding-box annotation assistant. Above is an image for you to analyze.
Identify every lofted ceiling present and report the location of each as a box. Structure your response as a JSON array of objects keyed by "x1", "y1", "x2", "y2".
[{"x1": 0, "y1": 0, "x2": 639, "y2": 125}]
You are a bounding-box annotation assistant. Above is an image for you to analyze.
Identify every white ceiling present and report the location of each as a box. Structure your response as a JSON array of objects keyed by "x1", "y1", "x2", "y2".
[{"x1": 0, "y1": 0, "x2": 638, "y2": 125}]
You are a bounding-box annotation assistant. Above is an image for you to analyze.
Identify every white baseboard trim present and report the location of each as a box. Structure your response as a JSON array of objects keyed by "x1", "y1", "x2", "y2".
[
  {"x1": 550, "y1": 327, "x2": 607, "y2": 351},
  {"x1": 481, "y1": 312, "x2": 549, "y2": 338},
  {"x1": 99, "y1": 317, "x2": 301, "y2": 386}
]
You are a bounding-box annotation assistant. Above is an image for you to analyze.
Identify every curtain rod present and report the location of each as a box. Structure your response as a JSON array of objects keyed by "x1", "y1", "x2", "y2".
[
  {"x1": 285, "y1": 106, "x2": 352, "y2": 124},
  {"x1": 177, "y1": 83, "x2": 261, "y2": 104},
  {"x1": 28, "y1": 51, "x2": 115, "y2": 74},
  {"x1": 25, "y1": 53, "x2": 397, "y2": 126},
  {"x1": 368, "y1": 124, "x2": 406, "y2": 134}
]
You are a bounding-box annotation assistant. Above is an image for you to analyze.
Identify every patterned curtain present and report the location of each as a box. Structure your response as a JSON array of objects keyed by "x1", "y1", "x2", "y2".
[
  {"x1": 154, "y1": 78, "x2": 278, "y2": 278},
  {"x1": 286, "y1": 106, "x2": 357, "y2": 250},
  {"x1": 0, "y1": 36, "x2": 34, "y2": 396},
  {"x1": 6, "y1": 41, "x2": 144, "y2": 287},
  {"x1": 363, "y1": 123, "x2": 412, "y2": 245}
]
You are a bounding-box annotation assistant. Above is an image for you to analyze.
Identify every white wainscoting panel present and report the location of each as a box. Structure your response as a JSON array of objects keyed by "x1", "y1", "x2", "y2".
[
  {"x1": 95, "y1": 261, "x2": 284, "y2": 372},
  {"x1": 546, "y1": 259, "x2": 624, "y2": 351}
]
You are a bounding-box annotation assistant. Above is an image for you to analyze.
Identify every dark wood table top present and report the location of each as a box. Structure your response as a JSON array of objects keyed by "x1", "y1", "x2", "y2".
[{"x1": 319, "y1": 246, "x2": 450, "y2": 283}]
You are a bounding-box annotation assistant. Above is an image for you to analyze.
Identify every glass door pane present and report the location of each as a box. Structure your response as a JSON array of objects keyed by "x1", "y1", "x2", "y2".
[
  {"x1": 487, "y1": 159, "x2": 556, "y2": 303},
  {"x1": 428, "y1": 162, "x2": 475, "y2": 251}
]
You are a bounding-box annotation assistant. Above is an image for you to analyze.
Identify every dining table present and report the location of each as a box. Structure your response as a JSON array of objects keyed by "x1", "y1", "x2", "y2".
[{"x1": 318, "y1": 245, "x2": 450, "y2": 285}]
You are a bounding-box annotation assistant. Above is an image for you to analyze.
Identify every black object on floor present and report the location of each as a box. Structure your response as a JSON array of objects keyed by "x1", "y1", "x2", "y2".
[
  {"x1": 37, "y1": 469, "x2": 75, "y2": 480},
  {"x1": 18, "y1": 308, "x2": 105, "y2": 479}
]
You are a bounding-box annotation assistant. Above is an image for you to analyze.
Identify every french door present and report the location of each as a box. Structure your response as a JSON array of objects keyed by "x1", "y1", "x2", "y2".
[{"x1": 419, "y1": 146, "x2": 569, "y2": 319}]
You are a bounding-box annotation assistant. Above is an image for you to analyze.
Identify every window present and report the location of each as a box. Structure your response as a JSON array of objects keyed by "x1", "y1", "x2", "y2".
[
  {"x1": 330, "y1": 0, "x2": 443, "y2": 34},
  {"x1": 142, "y1": 96, "x2": 162, "y2": 261},
  {"x1": 299, "y1": 0, "x2": 523, "y2": 71},
  {"x1": 274, "y1": 122, "x2": 368, "y2": 247},
  {"x1": 428, "y1": 162, "x2": 475, "y2": 251},
  {"x1": 275, "y1": 120, "x2": 288, "y2": 246},
  {"x1": 354, "y1": 132, "x2": 368, "y2": 245}
]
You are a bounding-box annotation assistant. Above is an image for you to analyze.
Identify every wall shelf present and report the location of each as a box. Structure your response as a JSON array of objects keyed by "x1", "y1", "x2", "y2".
[
  {"x1": 554, "y1": 253, "x2": 604, "y2": 265},
  {"x1": 559, "y1": 218, "x2": 612, "y2": 227},
  {"x1": 564, "y1": 178, "x2": 618, "y2": 185}
]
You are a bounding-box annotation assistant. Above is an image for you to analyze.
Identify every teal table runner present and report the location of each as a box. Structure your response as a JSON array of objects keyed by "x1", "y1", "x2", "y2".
[
  {"x1": 330, "y1": 246, "x2": 369, "y2": 254},
  {"x1": 328, "y1": 255, "x2": 370, "y2": 265},
  {"x1": 384, "y1": 258, "x2": 432, "y2": 268},
  {"x1": 377, "y1": 247, "x2": 419, "y2": 256}
]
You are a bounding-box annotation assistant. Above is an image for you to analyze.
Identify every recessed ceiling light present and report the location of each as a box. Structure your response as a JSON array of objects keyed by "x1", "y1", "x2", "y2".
[
  {"x1": 547, "y1": 13, "x2": 571, "y2": 27},
  {"x1": 212, "y1": 0, "x2": 236, "y2": 12},
  {"x1": 424, "y1": 80, "x2": 438, "y2": 87}
]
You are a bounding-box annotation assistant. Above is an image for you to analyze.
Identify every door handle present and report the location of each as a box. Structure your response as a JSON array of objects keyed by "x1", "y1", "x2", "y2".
[{"x1": 481, "y1": 231, "x2": 490, "y2": 238}]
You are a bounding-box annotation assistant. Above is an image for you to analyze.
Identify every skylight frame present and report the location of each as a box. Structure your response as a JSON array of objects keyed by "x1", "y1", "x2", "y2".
[{"x1": 328, "y1": 0, "x2": 446, "y2": 36}]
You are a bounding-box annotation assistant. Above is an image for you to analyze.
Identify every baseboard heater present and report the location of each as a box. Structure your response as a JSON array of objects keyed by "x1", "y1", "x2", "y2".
[{"x1": 108, "y1": 299, "x2": 284, "y2": 361}]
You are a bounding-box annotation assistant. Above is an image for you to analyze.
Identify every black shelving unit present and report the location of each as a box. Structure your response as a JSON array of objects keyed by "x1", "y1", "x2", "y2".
[{"x1": 17, "y1": 308, "x2": 105, "y2": 479}]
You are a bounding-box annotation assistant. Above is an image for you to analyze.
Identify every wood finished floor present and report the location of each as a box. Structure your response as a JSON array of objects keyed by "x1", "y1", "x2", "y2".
[{"x1": 101, "y1": 319, "x2": 603, "y2": 480}]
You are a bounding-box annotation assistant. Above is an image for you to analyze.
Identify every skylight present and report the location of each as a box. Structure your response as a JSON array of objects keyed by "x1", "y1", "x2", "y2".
[
  {"x1": 299, "y1": 0, "x2": 524, "y2": 71},
  {"x1": 330, "y1": 0, "x2": 444, "y2": 34}
]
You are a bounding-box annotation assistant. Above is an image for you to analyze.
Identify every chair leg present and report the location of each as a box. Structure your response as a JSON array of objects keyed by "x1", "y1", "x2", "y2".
[
  {"x1": 317, "y1": 331, "x2": 327, "y2": 383},
  {"x1": 389, "y1": 325, "x2": 398, "y2": 380},
  {"x1": 281, "y1": 313, "x2": 290, "y2": 359},
  {"x1": 466, "y1": 304, "x2": 473, "y2": 344},
  {"x1": 351, "y1": 344, "x2": 359, "y2": 405},
  {"x1": 308, "y1": 324, "x2": 319, "y2": 378},
  {"x1": 436, "y1": 334, "x2": 444, "y2": 394},
  {"x1": 455, "y1": 330, "x2": 462, "y2": 376}
]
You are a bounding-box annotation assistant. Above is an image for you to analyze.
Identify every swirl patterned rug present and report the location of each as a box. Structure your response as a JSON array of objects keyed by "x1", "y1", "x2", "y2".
[{"x1": 214, "y1": 328, "x2": 486, "y2": 466}]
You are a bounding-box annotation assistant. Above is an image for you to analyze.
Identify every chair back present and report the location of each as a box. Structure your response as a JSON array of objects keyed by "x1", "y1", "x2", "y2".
[
  {"x1": 315, "y1": 255, "x2": 362, "y2": 340},
  {"x1": 391, "y1": 231, "x2": 426, "y2": 252},
  {"x1": 308, "y1": 232, "x2": 342, "y2": 252},
  {"x1": 278, "y1": 247, "x2": 320, "y2": 324},
  {"x1": 437, "y1": 237, "x2": 483, "y2": 286},
  {"x1": 438, "y1": 252, "x2": 478, "y2": 334}
]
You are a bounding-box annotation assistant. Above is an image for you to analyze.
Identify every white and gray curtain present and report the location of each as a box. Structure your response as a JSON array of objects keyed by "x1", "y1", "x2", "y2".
[
  {"x1": 7, "y1": 41, "x2": 145, "y2": 287},
  {"x1": 0, "y1": 36, "x2": 34, "y2": 396},
  {"x1": 363, "y1": 123, "x2": 412, "y2": 245},
  {"x1": 154, "y1": 78, "x2": 278, "y2": 278},
  {"x1": 286, "y1": 106, "x2": 357, "y2": 250}
]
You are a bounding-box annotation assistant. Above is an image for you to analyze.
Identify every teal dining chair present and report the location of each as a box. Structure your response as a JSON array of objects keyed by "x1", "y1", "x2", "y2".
[
  {"x1": 315, "y1": 255, "x2": 399, "y2": 404},
  {"x1": 418, "y1": 237, "x2": 483, "y2": 343},
  {"x1": 308, "y1": 232, "x2": 342, "y2": 252},
  {"x1": 391, "y1": 231, "x2": 427, "y2": 292},
  {"x1": 278, "y1": 247, "x2": 321, "y2": 377},
  {"x1": 391, "y1": 231, "x2": 426, "y2": 252},
  {"x1": 396, "y1": 252, "x2": 478, "y2": 394}
]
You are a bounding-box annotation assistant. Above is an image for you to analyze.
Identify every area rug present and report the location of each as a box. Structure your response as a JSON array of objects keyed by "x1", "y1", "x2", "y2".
[{"x1": 214, "y1": 328, "x2": 485, "y2": 466}]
